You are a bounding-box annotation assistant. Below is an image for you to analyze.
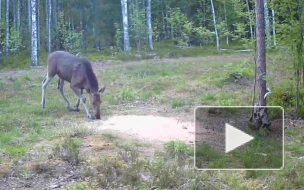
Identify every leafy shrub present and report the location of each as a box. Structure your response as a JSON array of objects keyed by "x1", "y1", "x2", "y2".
[{"x1": 53, "y1": 137, "x2": 81, "y2": 165}]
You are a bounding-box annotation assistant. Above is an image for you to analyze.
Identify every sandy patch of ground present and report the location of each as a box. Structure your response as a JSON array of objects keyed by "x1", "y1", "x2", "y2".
[{"x1": 85, "y1": 115, "x2": 200, "y2": 144}]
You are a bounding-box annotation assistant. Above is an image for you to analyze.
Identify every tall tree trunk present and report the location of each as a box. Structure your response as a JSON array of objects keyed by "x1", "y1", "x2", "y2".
[
  {"x1": 264, "y1": 0, "x2": 271, "y2": 47},
  {"x1": 147, "y1": 0, "x2": 153, "y2": 50},
  {"x1": 17, "y1": 0, "x2": 20, "y2": 33},
  {"x1": 13, "y1": 0, "x2": 16, "y2": 29},
  {"x1": 80, "y1": 19, "x2": 84, "y2": 49},
  {"x1": 37, "y1": 0, "x2": 40, "y2": 49},
  {"x1": 5, "y1": 0, "x2": 9, "y2": 56},
  {"x1": 47, "y1": 0, "x2": 51, "y2": 53},
  {"x1": 31, "y1": 0, "x2": 38, "y2": 66},
  {"x1": 0, "y1": 0, "x2": 2, "y2": 56},
  {"x1": 161, "y1": 0, "x2": 165, "y2": 39},
  {"x1": 164, "y1": 1, "x2": 169, "y2": 38},
  {"x1": 72, "y1": 17, "x2": 74, "y2": 31},
  {"x1": 298, "y1": 9, "x2": 304, "y2": 109},
  {"x1": 93, "y1": 0, "x2": 100, "y2": 50},
  {"x1": 121, "y1": 0, "x2": 130, "y2": 53},
  {"x1": 68, "y1": 7, "x2": 71, "y2": 32},
  {"x1": 132, "y1": 0, "x2": 140, "y2": 52},
  {"x1": 28, "y1": 0, "x2": 31, "y2": 32},
  {"x1": 210, "y1": 0, "x2": 219, "y2": 49},
  {"x1": 271, "y1": 9, "x2": 276, "y2": 48},
  {"x1": 45, "y1": 0, "x2": 48, "y2": 51},
  {"x1": 246, "y1": 0, "x2": 254, "y2": 39},
  {"x1": 254, "y1": 0, "x2": 270, "y2": 128},
  {"x1": 53, "y1": 0, "x2": 59, "y2": 50},
  {"x1": 224, "y1": 0, "x2": 229, "y2": 45}
]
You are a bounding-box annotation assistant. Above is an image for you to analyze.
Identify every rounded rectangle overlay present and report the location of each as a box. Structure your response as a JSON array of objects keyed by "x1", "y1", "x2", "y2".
[{"x1": 194, "y1": 106, "x2": 284, "y2": 171}]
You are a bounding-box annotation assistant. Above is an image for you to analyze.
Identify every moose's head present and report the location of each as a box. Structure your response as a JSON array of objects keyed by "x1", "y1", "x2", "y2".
[{"x1": 89, "y1": 86, "x2": 106, "y2": 119}]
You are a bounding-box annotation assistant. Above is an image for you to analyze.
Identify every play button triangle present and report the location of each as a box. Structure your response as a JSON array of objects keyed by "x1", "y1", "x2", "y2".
[{"x1": 225, "y1": 123, "x2": 254, "y2": 153}]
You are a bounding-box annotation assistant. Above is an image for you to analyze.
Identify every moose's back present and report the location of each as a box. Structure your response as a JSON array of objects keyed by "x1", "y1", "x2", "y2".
[{"x1": 47, "y1": 51, "x2": 91, "y2": 83}]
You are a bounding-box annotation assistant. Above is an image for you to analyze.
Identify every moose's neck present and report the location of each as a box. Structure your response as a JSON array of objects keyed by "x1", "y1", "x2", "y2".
[{"x1": 87, "y1": 76, "x2": 99, "y2": 93}]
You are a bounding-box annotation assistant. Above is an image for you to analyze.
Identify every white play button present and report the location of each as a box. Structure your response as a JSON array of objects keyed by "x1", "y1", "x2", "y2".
[{"x1": 225, "y1": 123, "x2": 254, "y2": 153}]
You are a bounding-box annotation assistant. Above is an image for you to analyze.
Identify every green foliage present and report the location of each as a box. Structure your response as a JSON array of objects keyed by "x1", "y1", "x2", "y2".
[
  {"x1": 9, "y1": 27, "x2": 23, "y2": 55},
  {"x1": 129, "y1": 1, "x2": 148, "y2": 51},
  {"x1": 275, "y1": 0, "x2": 304, "y2": 114},
  {"x1": 267, "y1": 80, "x2": 297, "y2": 117},
  {"x1": 57, "y1": 11, "x2": 82, "y2": 51},
  {"x1": 0, "y1": 20, "x2": 5, "y2": 47},
  {"x1": 193, "y1": 26, "x2": 214, "y2": 45},
  {"x1": 114, "y1": 23, "x2": 123, "y2": 51},
  {"x1": 164, "y1": 141, "x2": 190, "y2": 160}
]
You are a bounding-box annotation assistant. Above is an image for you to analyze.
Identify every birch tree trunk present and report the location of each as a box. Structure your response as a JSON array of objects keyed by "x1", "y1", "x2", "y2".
[
  {"x1": 210, "y1": 0, "x2": 219, "y2": 49},
  {"x1": 146, "y1": 0, "x2": 153, "y2": 50},
  {"x1": 264, "y1": 0, "x2": 271, "y2": 47},
  {"x1": 272, "y1": 9, "x2": 276, "y2": 48},
  {"x1": 47, "y1": 0, "x2": 51, "y2": 53},
  {"x1": 121, "y1": 0, "x2": 130, "y2": 53},
  {"x1": 5, "y1": 0, "x2": 9, "y2": 56},
  {"x1": 28, "y1": 0, "x2": 31, "y2": 32},
  {"x1": 37, "y1": 0, "x2": 40, "y2": 49},
  {"x1": 45, "y1": 0, "x2": 48, "y2": 51},
  {"x1": 253, "y1": 0, "x2": 270, "y2": 128},
  {"x1": 246, "y1": 0, "x2": 254, "y2": 39},
  {"x1": 31, "y1": 0, "x2": 38, "y2": 66}
]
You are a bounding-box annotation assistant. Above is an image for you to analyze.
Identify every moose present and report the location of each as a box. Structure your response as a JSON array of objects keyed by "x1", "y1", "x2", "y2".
[{"x1": 41, "y1": 51, "x2": 106, "y2": 120}]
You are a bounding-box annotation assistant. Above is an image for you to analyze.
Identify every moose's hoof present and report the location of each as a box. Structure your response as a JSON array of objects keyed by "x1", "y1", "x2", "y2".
[
  {"x1": 68, "y1": 107, "x2": 80, "y2": 112},
  {"x1": 88, "y1": 115, "x2": 95, "y2": 120},
  {"x1": 41, "y1": 101, "x2": 45, "y2": 108}
]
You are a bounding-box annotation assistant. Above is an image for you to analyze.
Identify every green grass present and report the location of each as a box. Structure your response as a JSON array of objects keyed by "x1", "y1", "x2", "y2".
[
  {"x1": 195, "y1": 132, "x2": 283, "y2": 169},
  {"x1": 201, "y1": 93, "x2": 217, "y2": 104},
  {"x1": 119, "y1": 88, "x2": 138, "y2": 100},
  {"x1": 0, "y1": 49, "x2": 303, "y2": 189},
  {"x1": 171, "y1": 99, "x2": 187, "y2": 108}
]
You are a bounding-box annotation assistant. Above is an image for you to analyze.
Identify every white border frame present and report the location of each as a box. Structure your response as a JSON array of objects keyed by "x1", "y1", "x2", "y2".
[{"x1": 194, "y1": 105, "x2": 284, "y2": 171}]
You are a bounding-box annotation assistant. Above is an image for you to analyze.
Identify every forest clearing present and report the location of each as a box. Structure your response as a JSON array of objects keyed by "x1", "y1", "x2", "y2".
[
  {"x1": 1, "y1": 0, "x2": 304, "y2": 189},
  {"x1": 0, "y1": 51, "x2": 303, "y2": 189}
]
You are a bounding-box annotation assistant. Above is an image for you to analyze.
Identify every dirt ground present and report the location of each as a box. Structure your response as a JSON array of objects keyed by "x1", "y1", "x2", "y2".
[{"x1": 85, "y1": 115, "x2": 196, "y2": 144}]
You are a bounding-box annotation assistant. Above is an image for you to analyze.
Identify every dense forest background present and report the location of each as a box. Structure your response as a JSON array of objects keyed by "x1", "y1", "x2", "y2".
[{"x1": 0, "y1": 0, "x2": 300, "y2": 59}]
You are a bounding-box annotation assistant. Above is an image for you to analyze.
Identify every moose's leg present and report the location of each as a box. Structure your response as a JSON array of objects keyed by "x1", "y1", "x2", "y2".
[
  {"x1": 75, "y1": 89, "x2": 84, "y2": 110},
  {"x1": 58, "y1": 79, "x2": 79, "y2": 112},
  {"x1": 70, "y1": 86, "x2": 94, "y2": 120},
  {"x1": 41, "y1": 75, "x2": 53, "y2": 108}
]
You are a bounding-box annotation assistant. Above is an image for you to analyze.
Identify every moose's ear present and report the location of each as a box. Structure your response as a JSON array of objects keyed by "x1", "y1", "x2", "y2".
[{"x1": 99, "y1": 86, "x2": 106, "y2": 94}]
